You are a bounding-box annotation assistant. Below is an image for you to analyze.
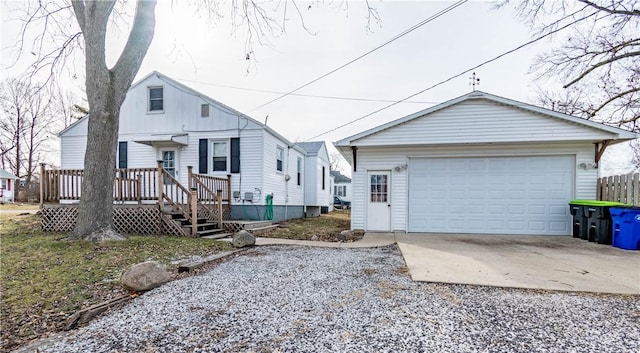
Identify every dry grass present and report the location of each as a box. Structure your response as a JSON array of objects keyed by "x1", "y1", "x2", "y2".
[
  {"x1": 0, "y1": 214, "x2": 232, "y2": 352},
  {"x1": 266, "y1": 210, "x2": 362, "y2": 242},
  {"x1": 0, "y1": 202, "x2": 40, "y2": 211}
]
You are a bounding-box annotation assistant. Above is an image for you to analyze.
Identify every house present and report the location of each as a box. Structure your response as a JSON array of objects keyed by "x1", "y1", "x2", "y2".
[
  {"x1": 58, "y1": 71, "x2": 314, "y2": 222},
  {"x1": 331, "y1": 170, "x2": 352, "y2": 202},
  {"x1": 0, "y1": 169, "x2": 19, "y2": 203},
  {"x1": 295, "y1": 141, "x2": 333, "y2": 216},
  {"x1": 334, "y1": 91, "x2": 637, "y2": 235}
]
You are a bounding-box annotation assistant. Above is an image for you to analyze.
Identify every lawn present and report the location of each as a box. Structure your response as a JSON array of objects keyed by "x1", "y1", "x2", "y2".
[
  {"x1": 266, "y1": 210, "x2": 362, "y2": 242},
  {"x1": 0, "y1": 214, "x2": 231, "y2": 352}
]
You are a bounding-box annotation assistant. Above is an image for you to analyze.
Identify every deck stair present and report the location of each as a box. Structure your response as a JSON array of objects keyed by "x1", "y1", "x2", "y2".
[{"x1": 166, "y1": 211, "x2": 226, "y2": 237}]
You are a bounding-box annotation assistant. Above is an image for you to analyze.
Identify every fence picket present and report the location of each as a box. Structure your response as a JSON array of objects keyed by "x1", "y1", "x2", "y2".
[{"x1": 597, "y1": 173, "x2": 639, "y2": 206}]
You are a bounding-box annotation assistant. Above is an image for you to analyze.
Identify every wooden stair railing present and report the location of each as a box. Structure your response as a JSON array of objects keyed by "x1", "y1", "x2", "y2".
[
  {"x1": 187, "y1": 166, "x2": 224, "y2": 229},
  {"x1": 157, "y1": 161, "x2": 197, "y2": 236}
]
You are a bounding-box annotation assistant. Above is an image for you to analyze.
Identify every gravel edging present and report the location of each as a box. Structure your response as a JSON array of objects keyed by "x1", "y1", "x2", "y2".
[{"x1": 36, "y1": 245, "x2": 640, "y2": 353}]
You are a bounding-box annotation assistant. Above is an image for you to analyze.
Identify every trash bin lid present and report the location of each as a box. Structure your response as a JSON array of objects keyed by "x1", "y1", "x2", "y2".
[{"x1": 569, "y1": 200, "x2": 626, "y2": 206}]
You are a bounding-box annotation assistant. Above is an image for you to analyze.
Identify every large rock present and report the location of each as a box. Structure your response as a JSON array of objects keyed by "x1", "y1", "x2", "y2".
[
  {"x1": 232, "y1": 230, "x2": 256, "y2": 248},
  {"x1": 121, "y1": 261, "x2": 170, "y2": 292}
]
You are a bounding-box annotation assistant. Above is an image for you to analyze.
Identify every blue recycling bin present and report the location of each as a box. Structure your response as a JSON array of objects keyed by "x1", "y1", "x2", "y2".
[{"x1": 610, "y1": 207, "x2": 640, "y2": 250}]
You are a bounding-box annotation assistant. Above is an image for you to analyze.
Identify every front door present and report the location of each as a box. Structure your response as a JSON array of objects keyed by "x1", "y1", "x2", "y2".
[{"x1": 367, "y1": 171, "x2": 391, "y2": 231}]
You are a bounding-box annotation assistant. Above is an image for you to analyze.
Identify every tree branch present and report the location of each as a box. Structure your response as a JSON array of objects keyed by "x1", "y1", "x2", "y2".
[
  {"x1": 112, "y1": 0, "x2": 157, "y2": 102},
  {"x1": 564, "y1": 50, "x2": 640, "y2": 88},
  {"x1": 578, "y1": 0, "x2": 640, "y2": 17}
]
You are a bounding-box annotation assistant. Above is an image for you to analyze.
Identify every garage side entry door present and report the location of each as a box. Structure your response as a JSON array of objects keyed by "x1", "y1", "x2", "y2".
[{"x1": 408, "y1": 156, "x2": 573, "y2": 235}]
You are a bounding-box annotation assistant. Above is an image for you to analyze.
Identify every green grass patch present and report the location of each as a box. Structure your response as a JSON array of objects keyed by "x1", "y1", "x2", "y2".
[{"x1": 0, "y1": 214, "x2": 231, "y2": 352}]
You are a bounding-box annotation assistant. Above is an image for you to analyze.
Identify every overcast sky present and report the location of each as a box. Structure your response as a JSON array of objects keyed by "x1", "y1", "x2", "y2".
[{"x1": 1, "y1": 0, "x2": 633, "y2": 175}]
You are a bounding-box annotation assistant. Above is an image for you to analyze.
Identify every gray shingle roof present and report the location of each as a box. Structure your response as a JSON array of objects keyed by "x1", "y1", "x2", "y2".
[
  {"x1": 295, "y1": 141, "x2": 324, "y2": 154},
  {"x1": 330, "y1": 171, "x2": 351, "y2": 183}
]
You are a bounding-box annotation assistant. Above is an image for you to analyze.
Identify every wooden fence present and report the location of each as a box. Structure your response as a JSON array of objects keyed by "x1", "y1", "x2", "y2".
[{"x1": 597, "y1": 172, "x2": 639, "y2": 206}]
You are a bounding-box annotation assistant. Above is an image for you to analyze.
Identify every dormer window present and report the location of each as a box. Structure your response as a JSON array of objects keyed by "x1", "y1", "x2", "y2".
[{"x1": 148, "y1": 87, "x2": 163, "y2": 112}]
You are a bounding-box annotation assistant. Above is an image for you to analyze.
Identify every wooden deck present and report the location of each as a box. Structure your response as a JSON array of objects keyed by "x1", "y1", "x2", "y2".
[{"x1": 39, "y1": 163, "x2": 235, "y2": 237}]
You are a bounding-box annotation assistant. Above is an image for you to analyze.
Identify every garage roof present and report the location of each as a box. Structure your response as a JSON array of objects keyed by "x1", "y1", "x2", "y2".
[{"x1": 334, "y1": 91, "x2": 638, "y2": 147}]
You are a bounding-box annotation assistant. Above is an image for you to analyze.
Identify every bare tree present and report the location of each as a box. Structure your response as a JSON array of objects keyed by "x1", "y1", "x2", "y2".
[
  {"x1": 329, "y1": 151, "x2": 344, "y2": 172},
  {"x1": 0, "y1": 78, "x2": 56, "y2": 183},
  {"x1": 499, "y1": 0, "x2": 639, "y2": 131},
  {"x1": 631, "y1": 139, "x2": 640, "y2": 171},
  {"x1": 10, "y1": 0, "x2": 379, "y2": 242}
]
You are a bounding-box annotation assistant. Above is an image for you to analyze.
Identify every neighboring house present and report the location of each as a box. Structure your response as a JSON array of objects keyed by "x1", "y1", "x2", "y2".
[
  {"x1": 295, "y1": 141, "x2": 333, "y2": 216},
  {"x1": 331, "y1": 170, "x2": 352, "y2": 202},
  {"x1": 334, "y1": 91, "x2": 637, "y2": 235},
  {"x1": 58, "y1": 71, "x2": 312, "y2": 222},
  {"x1": 0, "y1": 169, "x2": 19, "y2": 203}
]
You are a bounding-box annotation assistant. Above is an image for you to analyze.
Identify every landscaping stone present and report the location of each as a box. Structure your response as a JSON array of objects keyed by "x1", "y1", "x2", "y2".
[
  {"x1": 232, "y1": 230, "x2": 255, "y2": 248},
  {"x1": 338, "y1": 230, "x2": 351, "y2": 242},
  {"x1": 121, "y1": 261, "x2": 170, "y2": 292}
]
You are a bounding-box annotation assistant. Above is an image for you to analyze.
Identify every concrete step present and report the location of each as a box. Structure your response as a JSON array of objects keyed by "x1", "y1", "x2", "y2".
[{"x1": 201, "y1": 232, "x2": 233, "y2": 239}]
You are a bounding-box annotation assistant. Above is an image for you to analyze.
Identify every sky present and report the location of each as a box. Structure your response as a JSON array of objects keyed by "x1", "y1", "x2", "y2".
[{"x1": 0, "y1": 0, "x2": 634, "y2": 175}]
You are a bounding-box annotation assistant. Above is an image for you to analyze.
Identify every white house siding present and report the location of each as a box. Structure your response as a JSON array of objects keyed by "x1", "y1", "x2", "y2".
[
  {"x1": 354, "y1": 100, "x2": 614, "y2": 147},
  {"x1": 60, "y1": 135, "x2": 88, "y2": 169},
  {"x1": 261, "y1": 131, "x2": 305, "y2": 207},
  {"x1": 334, "y1": 181, "x2": 352, "y2": 202},
  {"x1": 304, "y1": 157, "x2": 317, "y2": 205},
  {"x1": 349, "y1": 142, "x2": 595, "y2": 232},
  {"x1": 119, "y1": 75, "x2": 262, "y2": 135},
  {"x1": 315, "y1": 145, "x2": 332, "y2": 208}
]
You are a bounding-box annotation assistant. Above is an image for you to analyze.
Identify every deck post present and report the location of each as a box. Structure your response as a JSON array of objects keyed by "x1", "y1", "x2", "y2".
[
  {"x1": 39, "y1": 163, "x2": 46, "y2": 208},
  {"x1": 216, "y1": 189, "x2": 223, "y2": 229},
  {"x1": 227, "y1": 174, "x2": 232, "y2": 210},
  {"x1": 136, "y1": 175, "x2": 142, "y2": 204},
  {"x1": 157, "y1": 160, "x2": 164, "y2": 210},
  {"x1": 187, "y1": 166, "x2": 193, "y2": 190},
  {"x1": 190, "y1": 188, "x2": 197, "y2": 237}
]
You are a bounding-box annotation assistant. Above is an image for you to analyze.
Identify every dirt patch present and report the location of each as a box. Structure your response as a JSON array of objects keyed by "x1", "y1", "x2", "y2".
[{"x1": 265, "y1": 213, "x2": 363, "y2": 242}]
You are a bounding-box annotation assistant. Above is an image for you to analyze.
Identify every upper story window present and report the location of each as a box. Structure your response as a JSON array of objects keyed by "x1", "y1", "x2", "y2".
[
  {"x1": 201, "y1": 104, "x2": 209, "y2": 118},
  {"x1": 276, "y1": 146, "x2": 284, "y2": 172},
  {"x1": 212, "y1": 141, "x2": 228, "y2": 172},
  {"x1": 148, "y1": 87, "x2": 164, "y2": 112}
]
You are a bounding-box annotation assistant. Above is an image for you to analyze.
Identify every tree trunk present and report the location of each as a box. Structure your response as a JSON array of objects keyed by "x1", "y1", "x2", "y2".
[{"x1": 70, "y1": 0, "x2": 156, "y2": 242}]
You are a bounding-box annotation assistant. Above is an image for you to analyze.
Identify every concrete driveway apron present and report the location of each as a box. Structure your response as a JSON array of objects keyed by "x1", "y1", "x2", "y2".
[{"x1": 395, "y1": 233, "x2": 640, "y2": 295}]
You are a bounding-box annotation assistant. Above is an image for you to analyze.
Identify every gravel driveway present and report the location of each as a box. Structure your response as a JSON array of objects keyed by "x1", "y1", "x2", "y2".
[{"x1": 39, "y1": 245, "x2": 639, "y2": 353}]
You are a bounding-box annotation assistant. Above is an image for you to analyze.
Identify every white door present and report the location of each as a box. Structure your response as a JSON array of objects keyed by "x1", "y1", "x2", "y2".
[
  {"x1": 367, "y1": 171, "x2": 391, "y2": 231},
  {"x1": 161, "y1": 149, "x2": 178, "y2": 182},
  {"x1": 408, "y1": 156, "x2": 573, "y2": 235}
]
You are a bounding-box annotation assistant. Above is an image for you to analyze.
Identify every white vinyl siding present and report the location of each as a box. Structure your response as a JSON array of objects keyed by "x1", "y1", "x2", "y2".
[
  {"x1": 354, "y1": 100, "x2": 615, "y2": 146},
  {"x1": 349, "y1": 143, "x2": 595, "y2": 232}
]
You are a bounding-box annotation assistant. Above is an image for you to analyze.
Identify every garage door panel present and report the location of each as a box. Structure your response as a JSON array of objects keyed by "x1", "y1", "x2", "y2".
[{"x1": 408, "y1": 155, "x2": 572, "y2": 235}]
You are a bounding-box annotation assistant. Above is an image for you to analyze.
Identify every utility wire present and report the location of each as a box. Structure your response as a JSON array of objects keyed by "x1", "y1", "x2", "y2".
[
  {"x1": 175, "y1": 77, "x2": 439, "y2": 104},
  {"x1": 245, "y1": 0, "x2": 469, "y2": 113},
  {"x1": 305, "y1": 8, "x2": 598, "y2": 141}
]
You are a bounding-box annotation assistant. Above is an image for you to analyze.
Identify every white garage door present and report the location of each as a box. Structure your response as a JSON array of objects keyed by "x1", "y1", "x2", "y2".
[{"x1": 408, "y1": 156, "x2": 573, "y2": 235}]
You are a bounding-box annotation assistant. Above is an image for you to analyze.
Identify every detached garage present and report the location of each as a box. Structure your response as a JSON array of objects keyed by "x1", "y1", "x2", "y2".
[{"x1": 334, "y1": 91, "x2": 637, "y2": 235}]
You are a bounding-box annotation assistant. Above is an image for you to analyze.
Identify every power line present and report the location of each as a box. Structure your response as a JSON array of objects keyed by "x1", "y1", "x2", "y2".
[
  {"x1": 174, "y1": 77, "x2": 439, "y2": 104},
  {"x1": 245, "y1": 0, "x2": 469, "y2": 113},
  {"x1": 305, "y1": 7, "x2": 598, "y2": 141}
]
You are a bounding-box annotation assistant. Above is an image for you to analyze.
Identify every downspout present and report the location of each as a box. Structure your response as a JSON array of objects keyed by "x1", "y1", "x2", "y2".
[
  {"x1": 303, "y1": 153, "x2": 307, "y2": 218},
  {"x1": 285, "y1": 146, "x2": 291, "y2": 221}
]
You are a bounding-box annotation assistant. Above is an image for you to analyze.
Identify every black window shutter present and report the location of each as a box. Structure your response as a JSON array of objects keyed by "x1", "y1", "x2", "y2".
[
  {"x1": 230, "y1": 138, "x2": 240, "y2": 173},
  {"x1": 199, "y1": 139, "x2": 208, "y2": 173},
  {"x1": 118, "y1": 141, "x2": 127, "y2": 168}
]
